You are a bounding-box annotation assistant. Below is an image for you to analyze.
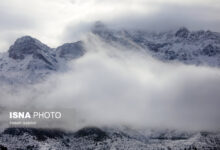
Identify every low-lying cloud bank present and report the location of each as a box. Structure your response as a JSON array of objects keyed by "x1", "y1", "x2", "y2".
[{"x1": 1, "y1": 36, "x2": 220, "y2": 131}]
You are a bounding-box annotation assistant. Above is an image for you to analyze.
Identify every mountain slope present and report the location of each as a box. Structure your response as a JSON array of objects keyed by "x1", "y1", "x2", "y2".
[
  {"x1": 1, "y1": 23, "x2": 220, "y2": 84},
  {"x1": 0, "y1": 36, "x2": 85, "y2": 84},
  {"x1": 0, "y1": 23, "x2": 220, "y2": 149},
  {"x1": 0, "y1": 127, "x2": 220, "y2": 150},
  {"x1": 92, "y1": 22, "x2": 220, "y2": 66}
]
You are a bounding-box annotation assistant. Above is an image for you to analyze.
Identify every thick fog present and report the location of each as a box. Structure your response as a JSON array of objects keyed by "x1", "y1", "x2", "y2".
[{"x1": 1, "y1": 35, "x2": 220, "y2": 131}]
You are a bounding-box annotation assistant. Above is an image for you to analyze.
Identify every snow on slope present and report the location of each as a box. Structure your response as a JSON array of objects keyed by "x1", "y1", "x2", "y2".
[
  {"x1": 0, "y1": 23, "x2": 220, "y2": 84},
  {"x1": 0, "y1": 36, "x2": 85, "y2": 84},
  {"x1": 92, "y1": 22, "x2": 220, "y2": 67},
  {"x1": 1, "y1": 23, "x2": 220, "y2": 149},
  {"x1": 0, "y1": 127, "x2": 220, "y2": 150}
]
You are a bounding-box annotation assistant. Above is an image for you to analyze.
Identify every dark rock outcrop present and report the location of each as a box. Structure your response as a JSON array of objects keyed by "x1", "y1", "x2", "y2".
[
  {"x1": 56, "y1": 41, "x2": 85, "y2": 60},
  {"x1": 175, "y1": 27, "x2": 190, "y2": 38},
  {"x1": 8, "y1": 36, "x2": 50, "y2": 60},
  {"x1": 74, "y1": 127, "x2": 109, "y2": 142}
]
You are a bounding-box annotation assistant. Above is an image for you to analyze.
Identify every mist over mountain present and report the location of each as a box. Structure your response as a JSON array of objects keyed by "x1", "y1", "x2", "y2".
[
  {"x1": 0, "y1": 22, "x2": 220, "y2": 149},
  {"x1": 1, "y1": 22, "x2": 220, "y2": 84},
  {"x1": 1, "y1": 0, "x2": 220, "y2": 149},
  {"x1": 0, "y1": 35, "x2": 85, "y2": 84}
]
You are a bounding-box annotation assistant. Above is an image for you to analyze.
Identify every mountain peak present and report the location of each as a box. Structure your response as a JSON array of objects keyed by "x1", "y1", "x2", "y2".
[
  {"x1": 93, "y1": 21, "x2": 106, "y2": 30},
  {"x1": 8, "y1": 35, "x2": 50, "y2": 60},
  {"x1": 92, "y1": 21, "x2": 109, "y2": 34},
  {"x1": 56, "y1": 41, "x2": 85, "y2": 60},
  {"x1": 175, "y1": 27, "x2": 190, "y2": 38},
  {"x1": 14, "y1": 35, "x2": 37, "y2": 43}
]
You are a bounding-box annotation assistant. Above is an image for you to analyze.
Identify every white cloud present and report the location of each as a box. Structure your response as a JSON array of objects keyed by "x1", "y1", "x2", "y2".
[
  {"x1": 1, "y1": 36, "x2": 220, "y2": 131},
  {"x1": 0, "y1": 0, "x2": 220, "y2": 131}
]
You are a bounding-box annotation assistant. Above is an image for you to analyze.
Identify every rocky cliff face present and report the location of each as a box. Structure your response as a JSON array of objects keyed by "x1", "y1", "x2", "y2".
[
  {"x1": 0, "y1": 36, "x2": 85, "y2": 84},
  {"x1": 92, "y1": 22, "x2": 220, "y2": 66},
  {"x1": 56, "y1": 41, "x2": 85, "y2": 61}
]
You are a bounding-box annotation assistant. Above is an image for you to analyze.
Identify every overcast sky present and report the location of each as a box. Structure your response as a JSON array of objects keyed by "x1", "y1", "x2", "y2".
[{"x1": 0, "y1": 0, "x2": 220, "y2": 52}]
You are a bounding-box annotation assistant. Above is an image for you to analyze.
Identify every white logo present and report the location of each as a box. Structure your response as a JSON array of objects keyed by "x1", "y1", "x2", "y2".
[{"x1": 9, "y1": 112, "x2": 62, "y2": 119}]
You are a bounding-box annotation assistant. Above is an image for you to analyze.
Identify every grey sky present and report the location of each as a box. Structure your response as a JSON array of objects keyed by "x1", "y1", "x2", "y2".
[{"x1": 0, "y1": 0, "x2": 220, "y2": 52}]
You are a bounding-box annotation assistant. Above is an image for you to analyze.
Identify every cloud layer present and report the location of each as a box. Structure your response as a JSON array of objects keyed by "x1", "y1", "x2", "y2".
[{"x1": 1, "y1": 36, "x2": 220, "y2": 131}]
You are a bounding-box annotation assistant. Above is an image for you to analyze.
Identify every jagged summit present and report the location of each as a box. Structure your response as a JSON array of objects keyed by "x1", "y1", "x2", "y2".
[
  {"x1": 91, "y1": 23, "x2": 220, "y2": 65},
  {"x1": 1, "y1": 24, "x2": 220, "y2": 84},
  {"x1": 56, "y1": 41, "x2": 85, "y2": 60},
  {"x1": 12, "y1": 35, "x2": 40, "y2": 44},
  {"x1": 175, "y1": 27, "x2": 190, "y2": 38},
  {"x1": 0, "y1": 36, "x2": 85, "y2": 84},
  {"x1": 8, "y1": 35, "x2": 50, "y2": 60},
  {"x1": 92, "y1": 21, "x2": 107, "y2": 31}
]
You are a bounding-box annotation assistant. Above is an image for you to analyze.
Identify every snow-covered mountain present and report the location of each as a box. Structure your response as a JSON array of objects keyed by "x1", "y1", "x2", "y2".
[
  {"x1": 92, "y1": 22, "x2": 220, "y2": 66},
  {"x1": 0, "y1": 22, "x2": 220, "y2": 84},
  {"x1": 1, "y1": 23, "x2": 220, "y2": 149},
  {"x1": 0, "y1": 127, "x2": 220, "y2": 150},
  {"x1": 0, "y1": 36, "x2": 85, "y2": 84}
]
